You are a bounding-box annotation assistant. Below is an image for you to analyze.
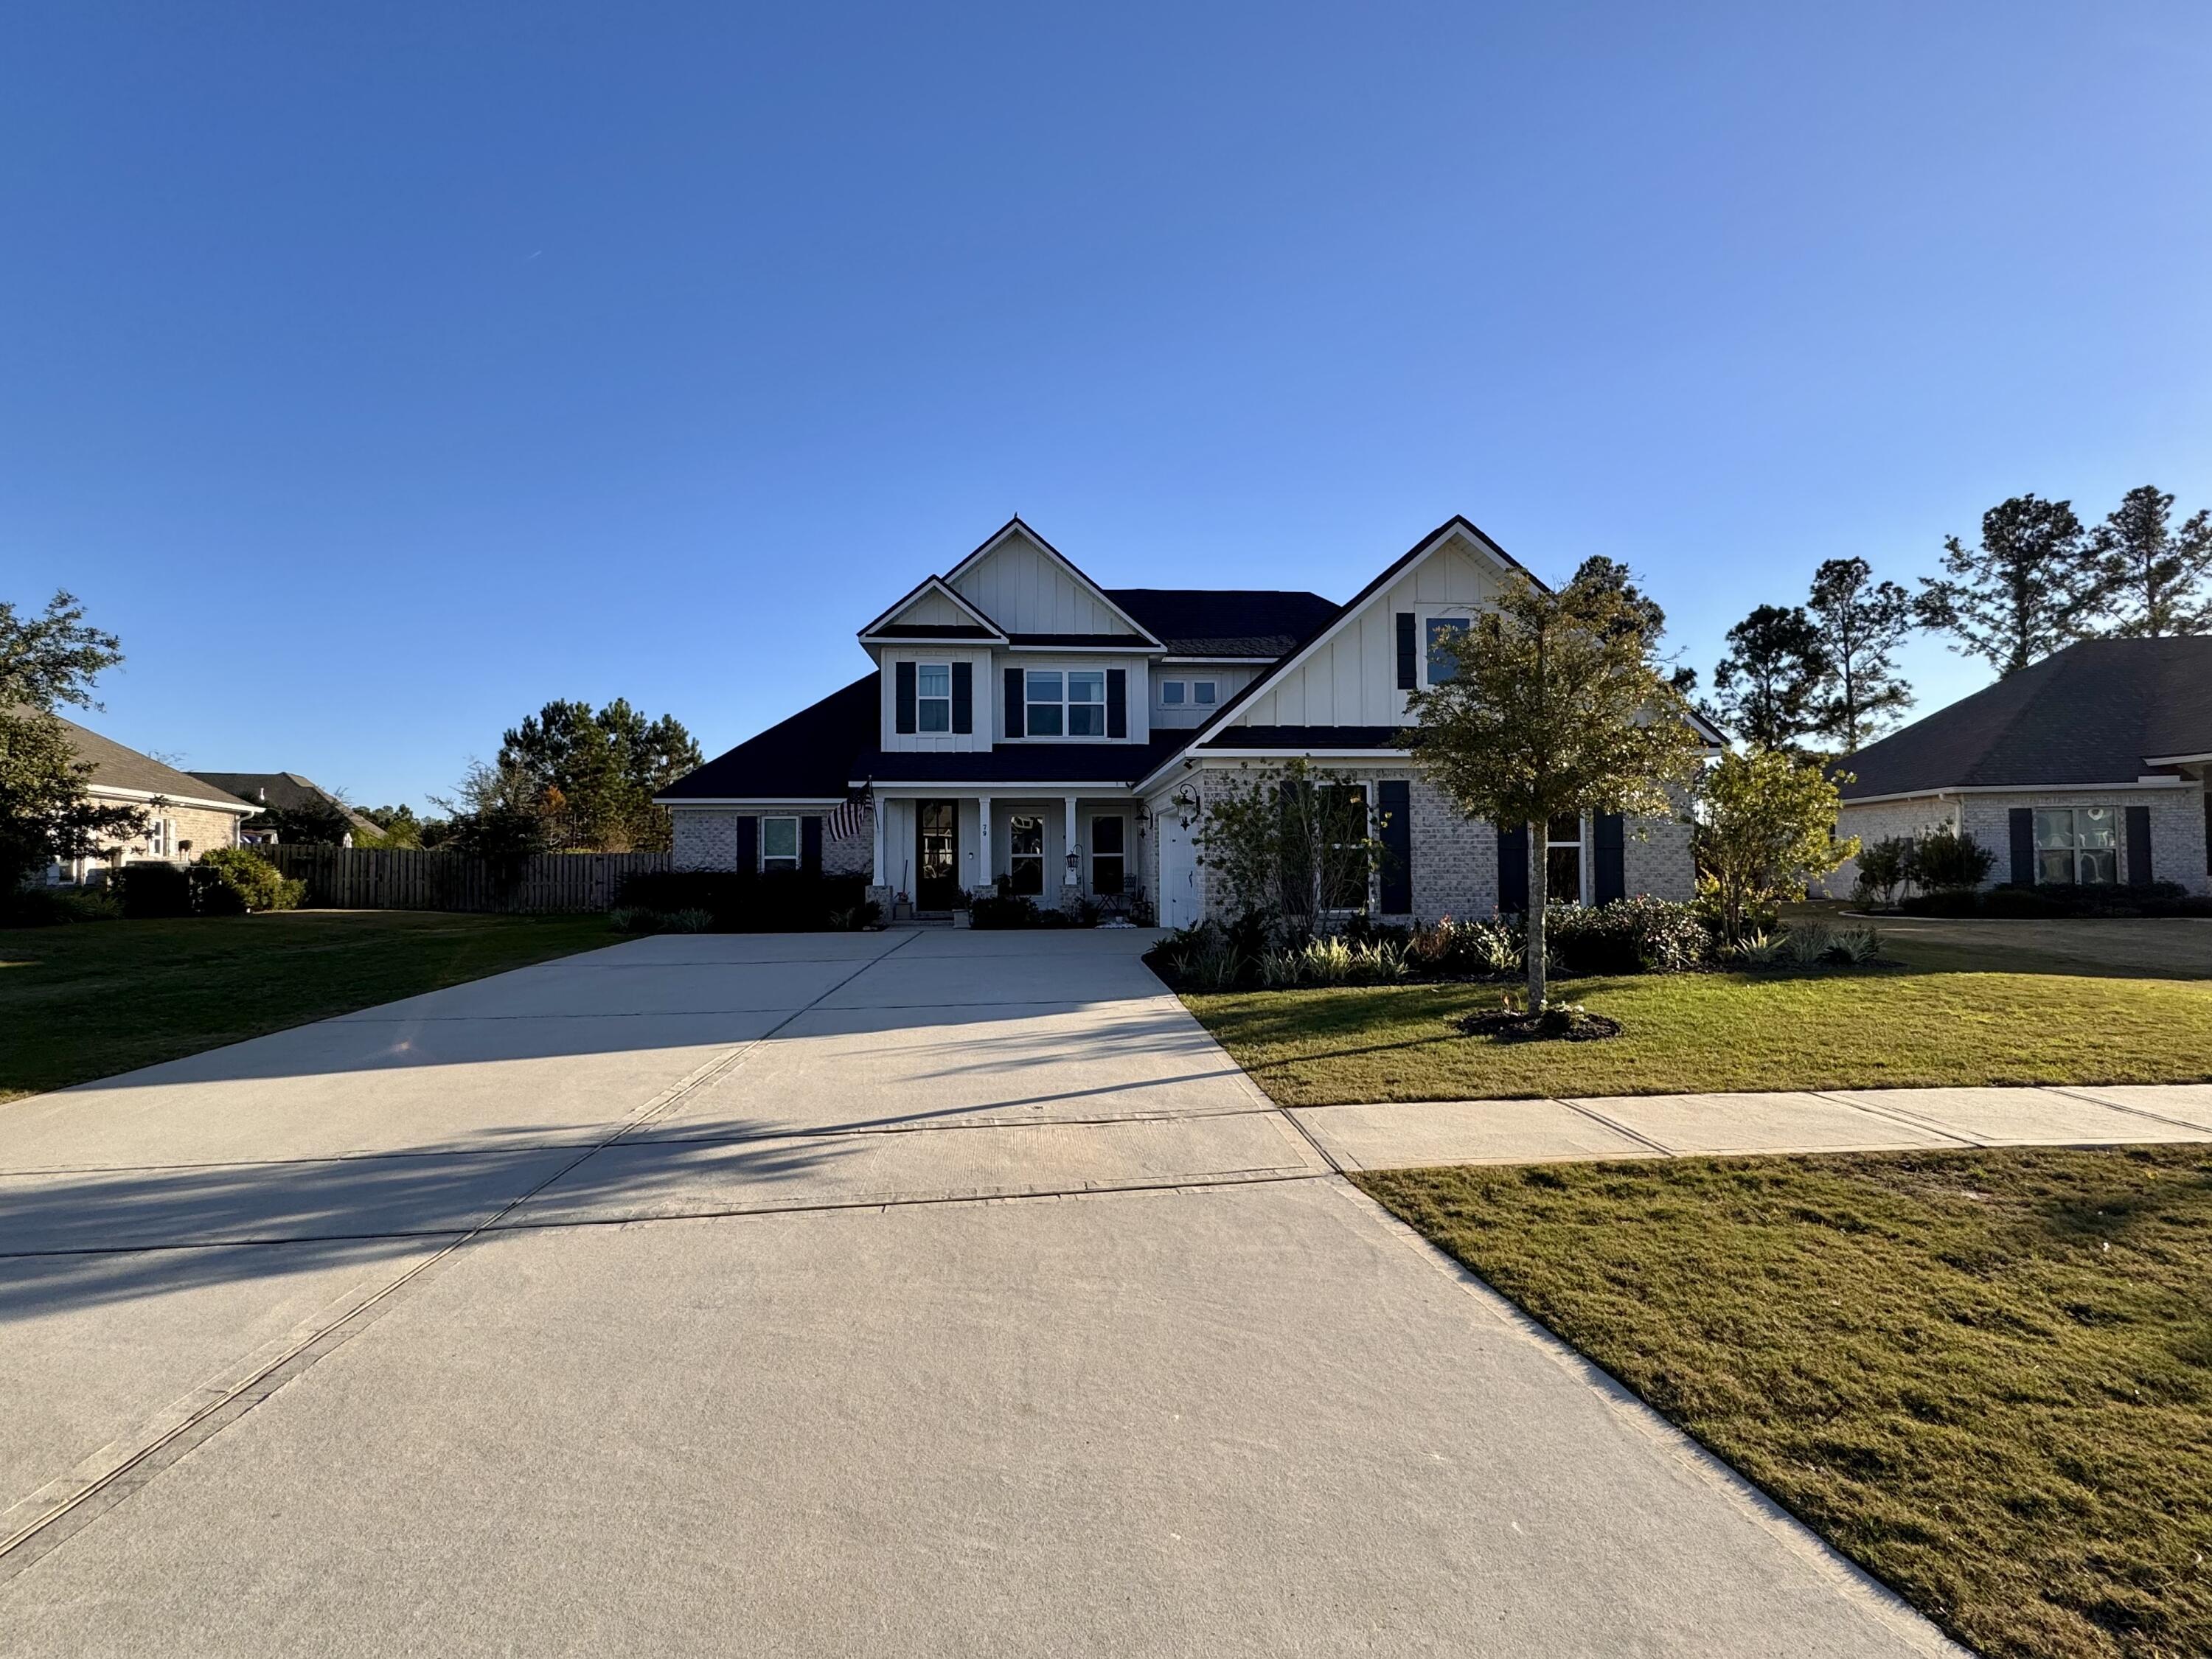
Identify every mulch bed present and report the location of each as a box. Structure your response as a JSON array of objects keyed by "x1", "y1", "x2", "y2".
[{"x1": 1459, "y1": 1005, "x2": 1623, "y2": 1043}]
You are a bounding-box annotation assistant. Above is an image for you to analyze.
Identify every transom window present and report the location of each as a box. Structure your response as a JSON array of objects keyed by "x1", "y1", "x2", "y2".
[
  {"x1": 2035, "y1": 807, "x2": 2118, "y2": 886},
  {"x1": 1546, "y1": 814, "x2": 1584, "y2": 905},
  {"x1": 1091, "y1": 815, "x2": 1125, "y2": 895},
  {"x1": 761, "y1": 815, "x2": 800, "y2": 873},
  {"x1": 1426, "y1": 613, "x2": 1475, "y2": 684},
  {"x1": 1158, "y1": 680, "x2": 1217, "y2": 708},
  {"x1": 1026, "y1": 669, "x2": 1106, "y2": 737},
  {"x1": 916, "y1": 663, "x2": 951, "y2": 733}
]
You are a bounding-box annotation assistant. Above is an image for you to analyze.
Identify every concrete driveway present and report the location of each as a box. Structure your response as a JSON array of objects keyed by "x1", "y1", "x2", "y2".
[{"x1": 0, "y1": 928, "x2": 1956, "y2": 1655}]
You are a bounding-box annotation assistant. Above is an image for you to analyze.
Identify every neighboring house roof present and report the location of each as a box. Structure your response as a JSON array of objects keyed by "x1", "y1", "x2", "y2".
[
  {"x1": 47, "y1": 715, "x2": 257, "y2": 813},
  {"x1": 1104, "y1": 589, "x2": 1341, "y2": 658},
  {"x1": 1838, "y1": 636, "x2": 2212, "y2": 800},
  {"x1": 657, "y1": 674, "x2": 882, "y2": 801},
  {"x1": 188, "y1": 771, "x2": 384, "y2": 837}
]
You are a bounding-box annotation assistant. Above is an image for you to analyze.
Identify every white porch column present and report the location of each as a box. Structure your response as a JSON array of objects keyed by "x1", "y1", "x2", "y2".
[
  {"x1": 975, "y1": 796, "x2": 992, "y2": 894},
  {"x1": 871, "y1": 794, "x2": 886, "y2": 886},
  {"x1": 1062, "y1": 795, "x2": 1080, "y2": 891}
]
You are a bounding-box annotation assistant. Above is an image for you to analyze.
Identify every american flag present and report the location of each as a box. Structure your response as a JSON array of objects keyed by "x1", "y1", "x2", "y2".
[{"x1": 825, "y1": 796, "x2": 869, "y2": 844}]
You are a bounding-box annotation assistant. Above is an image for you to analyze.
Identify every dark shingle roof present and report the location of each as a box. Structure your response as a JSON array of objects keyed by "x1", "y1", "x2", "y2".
[
  {"x1": 48, "y1": 716, "x2": 256, "y2": 810},
  {"x1": 1196, "y1": 726, "x2": 1410, "y2": 751},
  {"x1": 1840, "y1": 636, "x2": 2212, "y2": 799},
  {"x1": 847, "y1": 733, "x2": 1191, "y2": 787},
  {"x1": 189, "y1": 771, "x2": 383, "y2": 835},
  {"x1": 658, "y1": 674, "x2": 880, "y2": 801},
  {"x1": 1104, "y1": 589, "x2": 1339, "y2": 658}
]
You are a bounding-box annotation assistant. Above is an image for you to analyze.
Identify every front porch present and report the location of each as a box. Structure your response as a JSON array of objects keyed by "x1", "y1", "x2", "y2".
[{"x1": 869, "y1": 792, "x2": 1145, "y2": 917}]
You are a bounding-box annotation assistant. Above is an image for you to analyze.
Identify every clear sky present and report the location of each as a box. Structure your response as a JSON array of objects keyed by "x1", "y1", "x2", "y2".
[{"x1": 5, "y1": 2, "x2": 2208, "y2": 810}]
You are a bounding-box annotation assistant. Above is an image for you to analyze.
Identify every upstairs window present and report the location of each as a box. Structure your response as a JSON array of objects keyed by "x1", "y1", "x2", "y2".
[
  {"x1": 1159, "y1": 680, "x2": 1216, "y2": 709},
  {"x1": 1426, "y1": 613, "x2": 1475, "y2": 684},
  {"x1": 1192, "y1": 681, "x2": 1217, "y2": 706},
  {"x1": 2035, "y1": 807, "x2": 2118, "y2": 885},
  {"x1": 916, "y1": 664, "x2": 951, "y2": 733},
  {"x1": 1160, "y1": 681, "x2": 1186, "y2": 706},
  {"x1": 1026, "y1": 669, "x2": 1107, "y2": 737}
]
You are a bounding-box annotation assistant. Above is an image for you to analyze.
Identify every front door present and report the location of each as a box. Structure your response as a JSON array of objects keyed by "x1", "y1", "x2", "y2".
[
  {"x1": 916, "y1": 800, "x2": 961, "y2": 909},
  {"x1": 1160, "y1": 812, "x2": 1199, "y2": 929}
]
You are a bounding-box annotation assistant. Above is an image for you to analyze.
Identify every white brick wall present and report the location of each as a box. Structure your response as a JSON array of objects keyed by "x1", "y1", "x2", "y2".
[
  {"x1": 1832, "y1": 785, "x2": 2211, "y2": 897},
  {"x1": 669, "y1": 804, "x2": 874, "y2": 877}
]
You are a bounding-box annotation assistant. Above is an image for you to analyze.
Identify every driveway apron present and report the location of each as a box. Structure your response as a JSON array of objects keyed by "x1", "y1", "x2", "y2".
[{"x1": 0, "y1": 929, "x2": 1958, "y2": 1655}]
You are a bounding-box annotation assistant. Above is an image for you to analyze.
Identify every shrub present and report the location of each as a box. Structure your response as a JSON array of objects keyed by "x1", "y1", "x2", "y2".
[
  {"x1": 1781, "y1": 922, "x2": 1833, "y2": 965},
  {"x1": 0, "y1": 885, "x2": 122, "y2": 926},
  {"x1": 969, "y1": 891, "x2": 1039, "y2": 929},
  {"x1": 1547, "y1": 896, "x2": 1713, "y2": 975},
  {"x1": 192, "y1": 848, "x2": 304, "y2": 914},
  {"x1": 1409, "y1": 915, "x2": 1523, "y2": 978},
  {"x1": 114, "y1": 861, "x2": 192, "y2": 918},
  {"x1": 1852, "y1": 836, "x2": 1910, "y2": 907},
  {"x1": 1829, "y1": 926, "x2": 1882, "y2": 964},
  {"x1": 1905, "y1": 827, "x2": 1994, "y2": 892},
  {"x1": 612, "y1": 870, "x2": 869, "y2": 933},
  {"x1": 610, "y1": 905, "x2": 659, "y2": 934}
]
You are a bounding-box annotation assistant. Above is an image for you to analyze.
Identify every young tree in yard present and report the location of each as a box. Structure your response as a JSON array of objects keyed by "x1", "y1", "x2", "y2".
[
  {"x1": 1408, "y1": 568, "x2": 1708, "y2": 1010},
  {"x1": 431, "y1": 759, "x2": 554, "y2": 864},
  {"x1": 1919, "y1": 494, "x2": 2098, "y2": 675},
  {"x1": 1711, "y1": 605, "x2": 1829, "y2": 752},
  {"x1": 2087, "y1": 484, "x2": 2212, "y2": 639},
  {"x1": 0, "y1": 592, "x2": 143, "y2": 887},
  {"x1": 1693, "y1": 748, "x2": 1857, "y2": 945},
  {"x1": 1192, "y1": 757, "x2": 1383, "y2": 941},
  {"x1": 358, "y1": 804, "x2": 424, "y2": 848},
  {"x1": 1804, "y1": 558, "x2": 1916, "y2": 753}
]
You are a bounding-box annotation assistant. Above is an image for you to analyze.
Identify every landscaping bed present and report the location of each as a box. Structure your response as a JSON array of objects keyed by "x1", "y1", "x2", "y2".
[
  {"x1": 1359, "y1": 1148, "x2": 2212, "y2": 1659},
  {"x1": 0, "y1": 911, "x2": 611, "y2": 1102}
]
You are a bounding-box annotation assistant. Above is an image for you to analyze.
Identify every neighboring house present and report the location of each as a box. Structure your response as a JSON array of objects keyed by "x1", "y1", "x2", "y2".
[
  {"x1": 657, "y1": 516, "x2": 1712, "y2": 926},
  {"x1": 42, "y1": 716, "x2": 256, "y2": 882},
  {"x1": 1831, "y1": 636, "x2": 2212, "y2": 897},
  {"x1": 189, "y1": 772, "x2": 383, "y2": 847}
]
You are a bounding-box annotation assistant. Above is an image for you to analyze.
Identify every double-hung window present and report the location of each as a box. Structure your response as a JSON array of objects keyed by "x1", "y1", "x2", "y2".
[
  {"x1": 760, "y1": 815, "x2": 800, "y2": 873},
  {"x1": 1025, "y1": 669, "x2": 1107, "y2": 737},
  {"x1": 2034, "y1": 807, "x2": 2118, "y2": 885},
  {"x1": 916, "y1": 664, "x2": 951, "y2": 733},
  {"x1": 1546, "y1": 815, "x2": 1584, "y2": 905}
]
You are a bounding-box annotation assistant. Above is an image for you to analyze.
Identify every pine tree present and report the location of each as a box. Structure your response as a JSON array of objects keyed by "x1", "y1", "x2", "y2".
[
  {"x1": 2087, "y1": 485, "x2": 2212, "y2": 638},
  {"x1": 1711, "y1": 605, "x2": 1829, "y2": 751},
  {"x1": 1919, "y1": 494, "x2": 2098, "y2": 675},
  {"x1": 1804, "y1": 558, "x2": 1915, "y2": 752}
]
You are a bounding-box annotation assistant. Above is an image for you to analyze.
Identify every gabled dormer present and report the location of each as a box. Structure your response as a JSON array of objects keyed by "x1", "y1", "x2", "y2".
[
  {"x1": 943, "y1": 518, "x2": 1164, "y2": 648},
  {"x1": 858, "y1": 575, "x2": 1009, "y2": 650}
]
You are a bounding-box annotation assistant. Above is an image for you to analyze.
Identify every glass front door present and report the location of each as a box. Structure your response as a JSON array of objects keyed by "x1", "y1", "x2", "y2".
[
  {"x1": 917, "y1": 801, "x2": 960, "y2": 909},
  {"x1": 1008, "y1": 814, "x2": 1045, "y2": 896}
]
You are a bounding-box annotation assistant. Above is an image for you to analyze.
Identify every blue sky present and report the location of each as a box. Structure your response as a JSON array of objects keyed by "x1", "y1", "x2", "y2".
[{"x1": 5, "y1": 2, "x2": 2208, "y2": 810}]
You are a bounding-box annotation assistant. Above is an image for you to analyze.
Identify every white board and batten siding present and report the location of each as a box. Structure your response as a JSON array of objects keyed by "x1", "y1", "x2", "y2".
[
  {"x1": 1226, "y1": 529, "x2": 1509, "y2": 730},
  {"x1": 888, "y1": 587, "x2": 983, "y2": 630},
  {"x1": 948, "y1": 527, "x2": 1145, "y2": 638}
]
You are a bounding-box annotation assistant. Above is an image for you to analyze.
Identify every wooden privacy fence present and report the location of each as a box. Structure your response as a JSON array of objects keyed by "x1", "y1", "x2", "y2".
[{"x1": 255, "y1": 846, "x2": 670, "y2": 914}]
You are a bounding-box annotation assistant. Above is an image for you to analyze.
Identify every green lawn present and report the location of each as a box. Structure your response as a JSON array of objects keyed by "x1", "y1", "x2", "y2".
[
  {"x1": 1360, "y1": 1149, "x2": 2212, "y2": 1659},
  {"x1": 1181, "y1": 933, "x2": 2212, "y2": 1104},
  {"x1": 0, "y1": 911, "x2": 614, "y2": 1102}
]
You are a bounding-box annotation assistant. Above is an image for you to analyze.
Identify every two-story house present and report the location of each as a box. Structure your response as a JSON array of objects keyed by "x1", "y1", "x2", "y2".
[{"x1": 655, "y1": 516, "x2": 1703, "y2": 926}]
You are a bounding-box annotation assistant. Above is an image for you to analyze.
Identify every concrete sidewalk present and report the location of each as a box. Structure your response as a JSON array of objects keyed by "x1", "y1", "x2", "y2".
[{"x1": 1293, "y1": 1081, "x2": 2212, "y2": 1171}]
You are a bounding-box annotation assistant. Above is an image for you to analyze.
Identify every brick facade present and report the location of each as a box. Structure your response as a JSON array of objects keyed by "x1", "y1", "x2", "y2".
[
  {"x1": 669, "y1": 804, "x2": 874, "y2": 877},
  {"x1": 1834, "y1": 785, "x2": 2211, "y2": 897}
]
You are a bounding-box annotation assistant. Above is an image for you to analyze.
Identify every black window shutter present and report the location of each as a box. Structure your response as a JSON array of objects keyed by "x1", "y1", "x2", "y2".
[
  {"x1": 1106, "y1": 669, "x2": 1127, "y2": 738},
  {"x1": 801, "y1": 815, "x2": 823, "y2": 875},
  {"x1": 1279, "y1": 780, "x2": 1312, "y2": 920},
  {"x1": 1395, "y1": 613, "x2": 1417, "y2": 690},
  {"x1": 1378, "y1": 780, "x2": 1412, "y2": 913},
  {"x1": 1595, "y1": 813, "x2": 1626, "y2": 905},
  {"x1": 2126, "y1": 804, "x2": 2152, "y2": 885},
  {"x1": 951, "y1": 663, "x2": 973, "y2": 734},
  {"x1": 1496, "y1": 821, "x2": 1528, "y2": 914},
  {"x1": 1004, "y1": 667, "x2": 1025, "y2": 739},
  {"x1": 735, "y1": 815, "x2": 759, "y2": 874},
  {"x1": 2007, "y1": 807, "x2": 2034, "y2": 887},
  {"x1": 894, "y1": 661, "x2": 917, "y2": 735}
]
